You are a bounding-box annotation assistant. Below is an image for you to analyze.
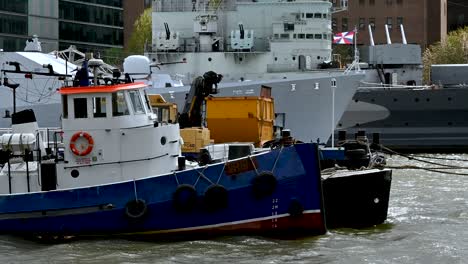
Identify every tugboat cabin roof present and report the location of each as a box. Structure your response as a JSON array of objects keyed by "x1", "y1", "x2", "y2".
[{"x1": 59, "y1": 82, "x2": 147, "y2": 95}]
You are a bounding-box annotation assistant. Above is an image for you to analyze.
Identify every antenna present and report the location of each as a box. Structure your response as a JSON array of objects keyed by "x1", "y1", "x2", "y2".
[
  {"x1": 384, "y1": 24, "x2": 392, "y2": 44},
  {"x1": 400, "y1": 24, "x2": 407, "y2": 44},
  {"x1": 368, "y1": 24, "x2": 375, "y2": 46}
]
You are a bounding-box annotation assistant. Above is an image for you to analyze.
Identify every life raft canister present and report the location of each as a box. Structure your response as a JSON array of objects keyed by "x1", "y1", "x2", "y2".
[{"x1": 70, "y1": 131, "x2": 94, "y2": 156}]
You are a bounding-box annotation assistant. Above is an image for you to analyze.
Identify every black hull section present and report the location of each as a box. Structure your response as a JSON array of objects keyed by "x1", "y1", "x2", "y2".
[
  {"x1": 337, "y1": 87, "x2": 468, "y2": 153},
  {"x1": 322, "y1": 169, "x2": 392, "y2": 229}
]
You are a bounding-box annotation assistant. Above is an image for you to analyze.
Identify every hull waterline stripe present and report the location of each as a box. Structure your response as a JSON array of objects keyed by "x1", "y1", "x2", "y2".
[{"x1": 119, "y1": 210, "x2": 322, "y2": 235}]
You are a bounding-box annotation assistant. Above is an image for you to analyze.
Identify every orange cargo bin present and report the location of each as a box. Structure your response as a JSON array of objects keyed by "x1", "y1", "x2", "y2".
[{"x1": 205, "y1": 96, "x2": 274, "y2": 146}]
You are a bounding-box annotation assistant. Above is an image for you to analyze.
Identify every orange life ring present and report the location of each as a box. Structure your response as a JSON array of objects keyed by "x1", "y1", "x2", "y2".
[{"x1": 69, "y1": 131, "x2": 94, "y2": 156}]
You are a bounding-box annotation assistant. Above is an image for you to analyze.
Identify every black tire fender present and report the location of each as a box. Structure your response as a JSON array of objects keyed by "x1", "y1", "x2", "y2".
[
  {"x1": 204, "y1": 184, "x2": 229, "y2": 211},
  {"x1": 251, "y1": 171, "x2": 277, "y2": 199},
  {"x1": 173, "y1": 184, "x2": 198, "y2": 212},
  {"x1": 125, "y1": 199, "x2": 148, "y2": 219}
]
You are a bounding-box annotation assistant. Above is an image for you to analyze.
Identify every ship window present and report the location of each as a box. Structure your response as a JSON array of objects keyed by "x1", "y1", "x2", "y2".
[
  {"x1": 112, "y1": 91, "x2": 129, "y2": 116},
  {"x1": 74, "y1": 98, "x2": 88, "y2": 119},
  {"x1": 129, "y1": 90, "x2": 145, "y2": 114},
  {"x1": 323, "y1": 34, "x2": 328, "y2": 39},
  {"x1": 298, "y1": 34, "x2": 305, "y2": 39},
  {"x1": 143, "y1": 90, "x2": 152, "y2": 111},
  {"x1": 293, "y1": 34, "x2": 297, "y2": 38},
  {"x1": 284, "y1": 23, "x2": 294, "y2": 31},
  {"x1": 306, "y1": 34, "x2": 313, "y2": 39},
  {"x1": 306, "y1": 13, "x2": 313, "y2": 18},
  {"x1": 62, "y1": 95, "x2": 68, "y2": 119},
  {"x1": 314, "y1": 13, "x2": 321, "y2": 18},
  {"x1": 93, "y1": 96, "x2": 107, "y2": 118},
  {"x1": 323, "y1": 14, "x2": 327, "y2": 19},
  {"x1": 315, "y1": 34, "x2": 322, "y2": 39},
  {"x1": 280, "y1": 34, "x2": 289, "y2": 39},
  {"x1": 274, "y1": 34, "x2": 279, "y2": 39}
]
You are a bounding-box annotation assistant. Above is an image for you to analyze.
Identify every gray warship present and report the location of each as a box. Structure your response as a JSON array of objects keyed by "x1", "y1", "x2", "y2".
[
  {"x1": 337, "y1": 25, "x2": 468, "y2": 152},
  {"x1": 136, "y1": 0, "x2": 364, "y2": 144}
]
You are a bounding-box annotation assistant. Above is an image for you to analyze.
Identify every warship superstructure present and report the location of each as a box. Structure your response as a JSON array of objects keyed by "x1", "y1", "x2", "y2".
[{"x1": 138, "y1": 0, "x2": 364, "y2": 144}]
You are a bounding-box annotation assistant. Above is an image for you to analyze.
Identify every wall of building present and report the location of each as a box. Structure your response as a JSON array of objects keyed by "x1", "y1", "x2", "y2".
[{"x1": 331, "y1": 0, "x2": 447, "y2": 48}]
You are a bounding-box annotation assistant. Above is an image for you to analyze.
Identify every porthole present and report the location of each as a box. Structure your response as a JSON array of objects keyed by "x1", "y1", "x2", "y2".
[
  {"x1": 208, "y1": 57, "x2": 212, "y2": 62},
  {"x1": 414, "y1": 98, "x2": 419, "y2": 102},
  {"x1": 71, "y1": 169, "x2": 79, "y2": 178},
  {"x1": 426, "y1": 98, "x2": 430, "y2": 102},
  {"x1": 161, "y1": 136, "x2": 167, "y2": 145},
  {"x1": 239, "y1": 57, "x2": 243, "y2": 62},
  {"x1": 405, "y1": 122, "x2": 409, "y2": 126},
  {"x1": 338, "y1": 123, "x2": 342, "y2": 127},
  {"x1": 448, "y1": 97, "x2": 452, "y2": 101},
  {"x1": 274, "y1": 57, "x2": 278, "y2": 61},
  {"x1": 355, "y1": 123, "x2": 360, "y2": 127},
  {"x1": 448, "y1": 122, "x2": 453, "y2": 126},
  {"x1": 393, "y1": 98, "x2": 398, "y2": 102},
  {"x1": 292, "y1": 56, "x2": 296, "y2": 61},
  {"x1": 152, "y1": 58, "x2": 156, "y2": 62},
  {"x1": 371, "y1": 99, "x2": 375, "y2": 102},
  {"x1": 354, "y1": 99, "x2": 359, "y2": 103}
]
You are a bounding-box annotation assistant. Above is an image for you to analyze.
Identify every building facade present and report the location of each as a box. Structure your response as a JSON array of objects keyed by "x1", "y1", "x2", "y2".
[
  {"x1": 0, "y1": 0, "x2": 123, "y2": 53},
  {"x1": 331, "y1": 0, "x2": 447, "y2": 48},
  {"x1": 448, "y1": 0, "x2": 468, "y2": 31},
  {"x1": 123, "y1": 0, "x2": 151, "y2": 50}
]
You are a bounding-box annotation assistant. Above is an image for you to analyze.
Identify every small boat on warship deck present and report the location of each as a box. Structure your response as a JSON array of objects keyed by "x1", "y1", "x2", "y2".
[{"x1": 0, "y1": 64, "x2": 326, "y2": 240}]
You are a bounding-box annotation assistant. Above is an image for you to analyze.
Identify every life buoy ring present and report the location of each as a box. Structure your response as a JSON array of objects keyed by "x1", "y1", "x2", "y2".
[
  {"x1": 203, "y1": 184, "x2": 229, "y2": 211},
  {"x1": 125, "y1": 199, "x2": 148, "y2": 220},
  {"x1": 70, "y1": 131, "x2": 94, "y2": 156},
  {"x1": 173, "y1": 184, "x2": 197, "y2": 212},
  {"x1": 251, "y1": 171, "x2": 277, "y2": 199}
]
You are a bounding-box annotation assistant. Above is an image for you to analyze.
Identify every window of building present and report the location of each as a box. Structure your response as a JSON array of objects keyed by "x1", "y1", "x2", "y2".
[
  {"x1": 342, "y1": 18, "x2": 348, "y2": 32},
  {"x1": 0, "y1": 14, "x2": 27, "y2": 35},
  {"x1": 332, "y1": 18, "x2": 337, "y2": 31},
  {"x1": 359, "y1": 0, "x2": 365, "y2": 5},
  {"x1": 369, "y1": 18, "x2": 376, "y2": 30},
  {"x1": 62, "y1": 95, "x2": 68, "y2": 119},
  {"x1": 386, "y1": 0, "x2": 392, "y2": 5},
  {"x1": 397, "y1": 17, "x2": 404, "y2": 27},
  {"x1": 74, "y1": 98, "x2": 88, "y2": 119},
  {"x1": 386, "y1": 17, "x2": 393, "y2": 30},
  {"x1": 359, "y1": 18, "x2": 366, "y2": 31},
  {"x1": 59, "y1": 21, "x2": 123, "y2": 46},
  {"x1": 0, "y1": 0, "x2": 28, "y2": 14},
  {"x1": 93, "y1": 96, "x2": 107, "y2": 118},
  {"x1": 112, "y1": 91, "x2": 129, "y2": 116},
  {"x1": 369, "y1": 0, "x2": 375, "y2": 5},
  {"x1": 397, "y1": 0, "x2": 403, "y2": 5},
  {"x1": 59, "y1": 1, "x2": 123, "y2": 27},
  {"x1": 128, "y1": 90, "x2": 145, "y2": 114}
]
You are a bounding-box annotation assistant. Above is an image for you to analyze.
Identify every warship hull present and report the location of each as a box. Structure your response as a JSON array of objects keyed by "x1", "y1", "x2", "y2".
[{"x1": 337, "y1": 87, "x2": 468, "y2": 152}]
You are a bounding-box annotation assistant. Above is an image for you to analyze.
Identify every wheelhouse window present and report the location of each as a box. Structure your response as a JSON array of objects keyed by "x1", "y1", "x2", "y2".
[
  {"x1": 93, "y1": 96, "x2": 107, "y2": 118},
  {"x1": 74, "y1": 98, "x2": 88, "y2": 119},
  {"x1": 62, "y1": 95, "x2": 68, "y2": 119},
  {"x1": 143, "y1": 90, "x2": 152, "y2": 112},
  {"x1": 128, "y1": 90, "x2": 145, "y2": 114},
  {"x1": 112, "y1": 91, "x2": 129, "y2": 116}
]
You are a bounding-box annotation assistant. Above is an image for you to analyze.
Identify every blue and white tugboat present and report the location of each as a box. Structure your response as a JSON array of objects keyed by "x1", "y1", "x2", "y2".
[{"x1": 0, "y1": 69, "x2": 326, "y2": 240}]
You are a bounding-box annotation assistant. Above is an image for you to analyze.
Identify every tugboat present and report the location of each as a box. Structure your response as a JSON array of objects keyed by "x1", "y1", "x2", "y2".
[{"x1": 0, "y1": 61, "x2": 326, "y2": 240}]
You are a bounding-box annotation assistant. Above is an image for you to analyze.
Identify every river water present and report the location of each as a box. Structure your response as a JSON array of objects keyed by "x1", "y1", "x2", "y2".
[{"x1": 1, "y1": 154, "x2": 468, "y2": 264}]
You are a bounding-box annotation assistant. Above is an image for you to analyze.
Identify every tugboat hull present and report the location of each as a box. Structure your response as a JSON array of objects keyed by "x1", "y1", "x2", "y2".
[
  {"x1": 0, "y1": 144, "x2": 326, "y2": 238},
  {"x1": 322, "y1": 168, "x2": 392, "y2": 228}
]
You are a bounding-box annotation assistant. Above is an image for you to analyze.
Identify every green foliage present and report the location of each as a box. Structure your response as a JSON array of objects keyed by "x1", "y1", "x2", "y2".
[
  {"x1": 423, "y1": 26, "x2": 468, "y2": 84},
  {"x1": 127, "y1": 8, "x2": 152, "y2": 54},
  {"x1": 102, "y1": 47, "x2": 125, "y2": 67},
  {"x1": 332, "y1": 44, "x2": 354, "y2": 67}
]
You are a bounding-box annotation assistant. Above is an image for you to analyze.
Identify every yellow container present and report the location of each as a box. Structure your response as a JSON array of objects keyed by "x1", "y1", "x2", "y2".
[
  {"x1": 205, "y1": 96, "x2": 274, "y2": 146},
  {"x1": 180, "y1": 127, "x2": 211, "y2": 153}
]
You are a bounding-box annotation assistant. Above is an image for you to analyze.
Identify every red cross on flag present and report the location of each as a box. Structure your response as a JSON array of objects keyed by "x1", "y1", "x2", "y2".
[{"x1": 333, "y1": 31, "x2": 355, "y2": 44}]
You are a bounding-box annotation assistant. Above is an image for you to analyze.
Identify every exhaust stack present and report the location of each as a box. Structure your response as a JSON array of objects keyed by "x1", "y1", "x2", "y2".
[
  {"x1": 385, "y1": 24, "x2": 392, "y2": 44},
  {"x1": 368, "y1": 24, "x2": 375, "y2": 46},
  {"x1": 400, "y1": 24, "x2": 407, "y2": 44}
]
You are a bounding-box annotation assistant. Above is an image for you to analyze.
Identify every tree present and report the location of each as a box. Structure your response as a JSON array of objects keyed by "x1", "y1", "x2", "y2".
[
  {"x1": 422, "y1": 26, "x2": 468, "y2": 84},
  {"x1": 127, "y1": 8, "x2": 152, "y2": 54}
]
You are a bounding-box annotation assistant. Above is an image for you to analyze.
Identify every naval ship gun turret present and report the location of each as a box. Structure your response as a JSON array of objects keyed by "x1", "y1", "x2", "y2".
[{"x1": 194, "y1": 14, "x2": 222, "y2": 52}]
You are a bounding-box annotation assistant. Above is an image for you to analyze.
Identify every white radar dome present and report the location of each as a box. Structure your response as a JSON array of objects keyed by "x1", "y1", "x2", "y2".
[{"x1": 123, "y1": 55, "x2": 151, "y2": 80}]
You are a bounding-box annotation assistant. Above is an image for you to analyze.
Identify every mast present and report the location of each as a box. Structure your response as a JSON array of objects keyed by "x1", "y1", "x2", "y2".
[{"x1": 344, "y1": 26, "x2": 361, "y2": 74}]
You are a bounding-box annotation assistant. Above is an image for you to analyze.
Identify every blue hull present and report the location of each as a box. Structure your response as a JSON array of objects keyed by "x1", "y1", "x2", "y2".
[{"x1": 0, "y1": 144, "x2": 325, "y2": 238}]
